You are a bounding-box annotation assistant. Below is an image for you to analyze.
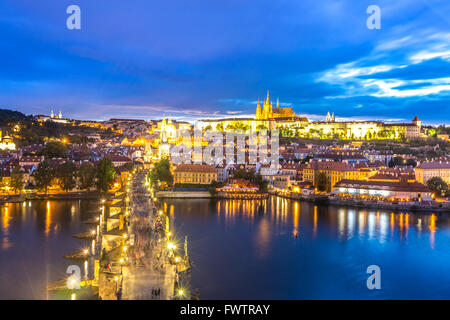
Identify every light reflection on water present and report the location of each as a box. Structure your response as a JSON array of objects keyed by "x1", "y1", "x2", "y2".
[
  {"x1": 165, "y1": 197, "x2": 450, "y2": 299},
  {"x1": 1, "y1": 198, "x2": 449, "y2": 299},
  {"x1": 0, "y1": 200, "x2": 98, "y2": 300}
]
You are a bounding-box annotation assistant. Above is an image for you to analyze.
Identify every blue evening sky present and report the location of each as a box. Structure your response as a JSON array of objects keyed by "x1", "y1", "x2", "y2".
[{"x1": 0, "y1": 0, "x2": 449, "y2": 124}]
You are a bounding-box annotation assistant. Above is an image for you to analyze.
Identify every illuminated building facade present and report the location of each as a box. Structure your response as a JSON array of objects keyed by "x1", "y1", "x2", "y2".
[
  {"x1": 333, "y1": 179, "x2": 432, "y2": 201},
  {"x1": 198, "y1": 91, "x2": 423, "y2": 140},
  {"x1": 303, "y1": 160, "x2": 362, "y2": 192},
  {"x1": 35, "y1": 109, "x2": 69, "y2": 124},
  {"x1": 158, "y1": 124, "x2": 171, "y2": 159},
  {"x1": 0, "y1": 131, "x2": 15, "y2": 151},
  {"x1": 415, "y1": 161, "x2": 450, "y2": 185},
  {"x1": 173, "y1": 164, "x2": 218, "y2": 185}
]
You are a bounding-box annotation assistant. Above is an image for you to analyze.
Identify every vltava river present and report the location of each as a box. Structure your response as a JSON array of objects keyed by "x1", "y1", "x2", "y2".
[
  {"x1": 0, "y1": 200, "x2": 98, "y2": 299},
  {"x1": 1, "y1": 198, "x2": 450, "y2": 299},
  {"x1": 163, "y1": 197, "x2": 450, "y2": 299}
]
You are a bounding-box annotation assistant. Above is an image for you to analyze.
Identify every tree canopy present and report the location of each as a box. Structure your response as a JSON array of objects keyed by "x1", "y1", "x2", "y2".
[
  {"x1": 426, "y1": 177, "x2": 449, "y2": 197},
  {"x1": 317, "y1": 172, "x2": 328, "y2": 192},
  {"x1": 0, "y1": 109, "x2": 28, "y2": 126},
  {"x1": 34, "y1": 160, "x2": 54, "y2": 194},
  {"x1": 148, "y1": 158, "x2": 173, "y2": 186},
  {"x1": 79, "y1": 161, "x2": 96, "y2": 190},
  {"x1": 96, "y1": 157, "x2": 117, "y2": 192},
  {"x1": 56, "y1": 161, "x2": 78, "y2": 191},
  {"x1": 40, "y1": 141, "x2": 68, "y2": 159},
  {"x1": 10, "y1": 167, "x2": 24, "y2": 194},
  {"x1": 232, "y1": 168, "x2": 268, "y2": 191}
]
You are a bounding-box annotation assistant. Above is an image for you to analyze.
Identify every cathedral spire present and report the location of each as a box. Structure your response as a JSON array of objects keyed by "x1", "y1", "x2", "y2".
[
  {"x1": 269, "y1": 100, "x2": 273, "y2": 119},
  {"x1": 256, "y1": 97, "x2": 262, "y2": 120},
  {"x1": 266, "y1": 91, "x2": 270, "y2": 104},
  {"x1": 277, "y1": 98, "x2": 279, "y2": 109}
]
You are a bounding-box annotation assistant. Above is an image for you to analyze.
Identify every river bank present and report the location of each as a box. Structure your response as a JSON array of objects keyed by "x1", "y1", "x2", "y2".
[
  {"x1": 156, "y1": 189, "x2": 449, "y2": 213},
  {"x1": 0, "y1": 190, "x2": 112, "y2": 204},
  {"x1": 272, "y1": 190, "x2": 450, "y2": 213},
  {"x1": 156, "y1": 190, "x2": 269, "y2": 200}
]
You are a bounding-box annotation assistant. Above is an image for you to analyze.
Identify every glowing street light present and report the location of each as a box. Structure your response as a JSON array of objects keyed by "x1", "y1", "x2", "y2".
[
  {"x1": 167, "y1": 242, "x2": 176, "y2": 250},
  {"x1": 71, "y1": 293, "x2": 76, "y2": 300},
  {"x1": 114, "y1": 276, "x2": 119, "y2": 292}
]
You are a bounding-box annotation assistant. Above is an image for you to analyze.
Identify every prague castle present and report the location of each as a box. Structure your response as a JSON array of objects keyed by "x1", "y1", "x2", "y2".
[
  {"x1": 256, "y1": 91, "x2": 296, "y2": 120},
  {"x1": 198, "y1": 91, "x2": 423, "y2": 140}
]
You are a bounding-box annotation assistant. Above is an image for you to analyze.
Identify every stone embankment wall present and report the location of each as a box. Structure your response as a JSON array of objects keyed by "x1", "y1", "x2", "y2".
[{"x1": 156, "y1": 191, "x2": 212, "y2": 199}]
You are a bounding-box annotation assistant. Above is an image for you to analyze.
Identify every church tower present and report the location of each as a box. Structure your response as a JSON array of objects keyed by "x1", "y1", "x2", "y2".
[
  {"x1": 412, "y1": 116, "x2": 421, "y2": 127},
  {"x1": 159, "y1": 116, "x2": 170, "y2": 159},
  {"x1": 269, "y1": 100, "x2": 273, "y2": 118},
  {"x1": 256, "y1": 98, "x2": 262, "y2": 120},
  {"x1": 262, "y1": 91, "x2": 273, "y2": 119}
]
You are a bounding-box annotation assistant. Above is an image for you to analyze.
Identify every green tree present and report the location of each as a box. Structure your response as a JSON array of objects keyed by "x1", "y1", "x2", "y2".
[
  {"x1": 317, "y1": 172, "x2": 328, "y2": 192},
  {"x1": 40, "y1": 141, "x2": 68, "y2": 159},
  {"x1": 426, "y1": 177, "x2": 449, "y2": 197},
  {"x1": 10, "y1": 166, "x2": 24, "y2": 194},
  {"x1": 406, "y1": 159, "x2": 417, "y2": 167},
  {"x1": 79, "y1": 161, "x2": 96, "y2": 190},
  {"x1": 122, "y1": 162, "x2": 135, "y2": 172},
  {"x1": 209, "y1": 180, "x2": 218, "y2": 196},
  {"x1": 34, "y1": 160, "x2": 54, "y2": 194},
  {"x1": 56, "y1": 161, "x2": 78, "y2": 191},
  {"x1": 388, "y1": 156, "x2": 406, "y2": 167},
  {"x1": 256, "y1": 124, "x2": 268, "y2": 132},
  {"x1": 149, "y1": 158, "x2": 173, "y2": 186},
  {"x1": 231, "y1": 169, "x2": 268, "y2": 192},
  {"x1": 254, "y1": 173, "x2": 269, "y2": 192},
  {"x1": 232, "y1": 168, "x2": 254, "y2": 180},
  {"x1": 96, "y1": 157, "x2": 117, "y2": 192}
]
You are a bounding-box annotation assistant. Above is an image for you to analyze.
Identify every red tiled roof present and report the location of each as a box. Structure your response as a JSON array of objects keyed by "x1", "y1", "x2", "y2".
[
  {"x1": 105, "y1": 154, "x2": 132, "y2": 162},
  {"x1": 174, "y1": 164, "x2": 217, "y2": 173},
  {"x1": 416, "y1": 161, "x2": 450, "y2": 169},
  {"x1": 305, "y1": 160, "x2": 357, "y2": 171}
]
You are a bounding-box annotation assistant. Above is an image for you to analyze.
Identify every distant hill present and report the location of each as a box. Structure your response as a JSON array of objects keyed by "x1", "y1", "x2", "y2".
[{"x1": 0, "y1": 108, "x2": 29, "y2": 125}]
